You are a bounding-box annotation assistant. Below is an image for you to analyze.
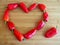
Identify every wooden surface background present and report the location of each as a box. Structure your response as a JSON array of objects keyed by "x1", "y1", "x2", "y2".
[{"x1": 0, "y1": 0, "x2": 60, "y2": 45}]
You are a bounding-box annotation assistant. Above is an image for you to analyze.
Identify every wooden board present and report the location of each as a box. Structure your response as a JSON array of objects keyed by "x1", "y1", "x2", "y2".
[{"x1": 0, "y1": 0, "x2": 60, "y2": 45}]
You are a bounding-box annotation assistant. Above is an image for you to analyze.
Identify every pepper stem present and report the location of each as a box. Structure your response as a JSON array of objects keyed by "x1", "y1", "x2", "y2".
[
  {"x1": 23, "y1": 38, "x2": 26, "y2": 41},
  {"x1": 4, "y1": 21, "x2": 7, "y2": 24}
]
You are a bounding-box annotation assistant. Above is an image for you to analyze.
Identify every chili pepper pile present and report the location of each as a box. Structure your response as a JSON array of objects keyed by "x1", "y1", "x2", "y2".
[{"x1": 3, "y1": 2, "x2": 57, "y2": 41}]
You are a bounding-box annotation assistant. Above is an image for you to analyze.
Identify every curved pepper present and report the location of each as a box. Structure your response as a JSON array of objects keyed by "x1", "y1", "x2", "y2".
[
  {"x1": 8, "y1": 3, "x2": 18, "y2": 10},
  {"x1": 38, "y1": 4, "x2": 46, "y2": 11},
  {"x1": 24, "y1": 28, "x2": 37, "y2": 39},
  {"x1": 36, "y1": 20, "x2": 45, "y2": 30},
  {"x1": 43, "y1": 12, "x2": 49, "y2": 22},
  {"x1": 3, "y1": 9, "x2": 9, "y2": 22},
  {"x1": 13, "y1": 29, "x2": 24, "y2": 41},
  {"x1": 19, "y1": 2, "x2": 29, "y2": 13},
  {"x1": 28, "y1": 3, "x2": 37, "y2": 11},
  {"x1": 7, "y1": 21, "x2": 15, "y2": 31},
  {"x1": 45, "y1": 27, "x2": 57, "y2": 38}
]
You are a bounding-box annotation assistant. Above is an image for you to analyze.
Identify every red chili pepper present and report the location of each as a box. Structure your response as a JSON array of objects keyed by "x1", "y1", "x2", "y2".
[
  {"x1": 28, "y1": 3, "x2": 37, "y2": 11},
  {"x1": 13, "y1": 29, "x2": 24, "y2": 41},
  {"x1": 7, "y1": 21, "x2": 15, "y2": 31},
  {"x1": 19, "y1": 2, "x2": 29, "y2": 13},
  {"x1": 24, "y1": 28, "x2": 37, "y2": 39},
  {"x1": 8, "y1": 3, "x2": 18, "y2": 10},
  {"x1": 44, "y1": 27, "x2": 57, "y2": 38},
  {"x1": 43, "y1": 12, "x2": 49, "y2": 22},
  {"x1": 38, "y1": 4, "x2": 46, "y2": 11},
  {"x1": 36, "y1": 20, "x2": 45, "y2": 30},
  {"x1": 3, "y1": 9, "x2": 9, "y2": 22}
]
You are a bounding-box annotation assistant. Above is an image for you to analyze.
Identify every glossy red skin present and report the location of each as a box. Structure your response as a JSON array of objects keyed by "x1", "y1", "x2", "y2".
[
  {"x1": 8, "y1": 3, "x2": 18, "y2": 10},
  {"x1": 3, "y1": 9, "x2": 9, "y2": 22},
  {"x1": 28, "y1": 3, "x2": 37, "y2": 11},
  {"x1": 43, "y1": 12, "x2": 49, "y2": 22},
  {"x1": 13, "y1": 29, "x2": 24, "y2": 41},
  {"x1": 24, "y1": 28, "x2": 37, "y2": 39},
  {"x1": 19, "y1": 2, "x2": 29, "y2": 13},
  {"x1": 7, "y1": 21, "x2": 15, "y2": 31},
  {"x1": 36, "y1": 20, "x2": 45, "y2": 30},
  {"x1": 45, "y1": 27, "x2": 57, "y2": 38},
  {"x1": 38, "y1": 4, "x2": 46, "y2": 11}
]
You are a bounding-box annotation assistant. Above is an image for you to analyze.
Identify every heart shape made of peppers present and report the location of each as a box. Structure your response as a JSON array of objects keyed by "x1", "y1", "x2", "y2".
[{"x1": 3, "y1": 2, "x2": 49, "y2": 41}]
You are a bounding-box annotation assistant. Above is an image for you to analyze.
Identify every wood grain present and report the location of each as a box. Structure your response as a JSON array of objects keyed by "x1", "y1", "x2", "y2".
[{"x1": 0, "y1": 0, "x2": 60, "y2": 45}]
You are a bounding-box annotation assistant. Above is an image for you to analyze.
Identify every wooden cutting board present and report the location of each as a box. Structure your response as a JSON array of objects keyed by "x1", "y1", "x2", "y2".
[{"x1": 0, "y1": 0, "x2": 60, "y2": 45}]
